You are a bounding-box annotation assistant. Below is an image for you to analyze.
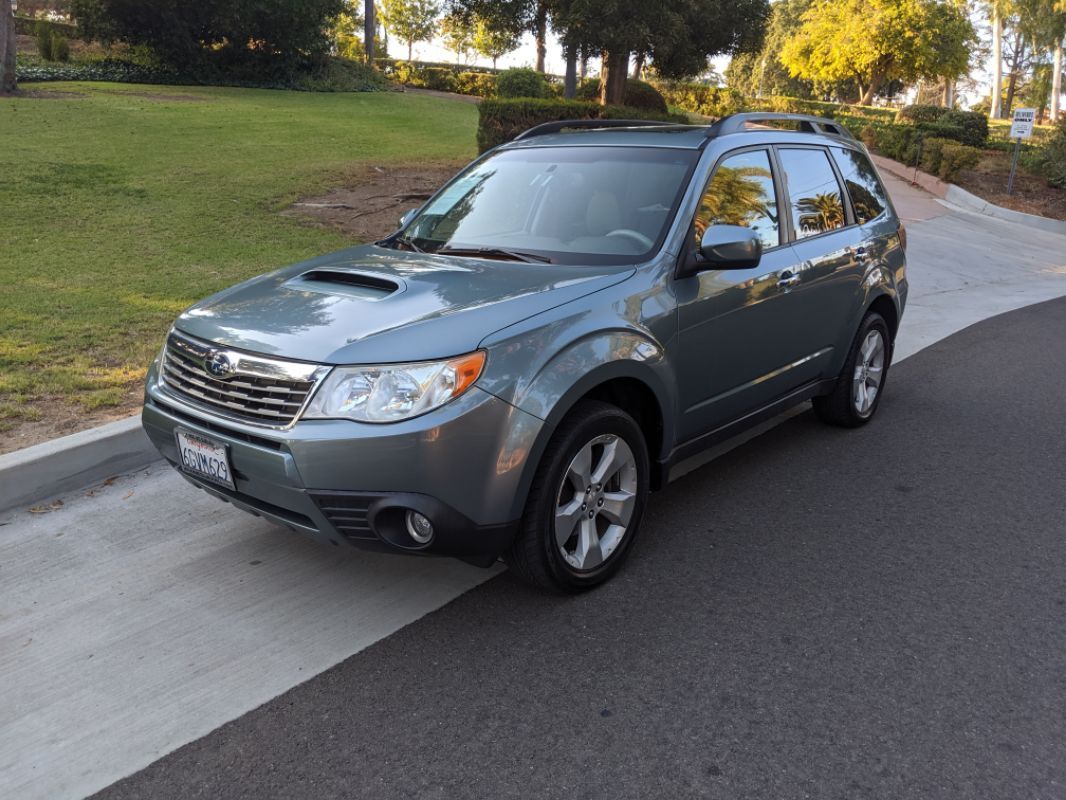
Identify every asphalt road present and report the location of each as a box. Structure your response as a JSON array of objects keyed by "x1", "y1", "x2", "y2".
[{"x1": 94, "y1": 297, "x2": 1066, "y2": 800}]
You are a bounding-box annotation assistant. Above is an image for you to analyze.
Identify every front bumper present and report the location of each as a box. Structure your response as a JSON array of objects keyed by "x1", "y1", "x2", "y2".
[{"x1": 143, "y1": 365, "x2": 543, "y2": 565}]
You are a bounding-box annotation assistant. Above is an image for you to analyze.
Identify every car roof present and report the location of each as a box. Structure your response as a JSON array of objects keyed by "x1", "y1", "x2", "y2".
[{"x1": 500, "y1": 114, "x2": 862, "y2": 153}]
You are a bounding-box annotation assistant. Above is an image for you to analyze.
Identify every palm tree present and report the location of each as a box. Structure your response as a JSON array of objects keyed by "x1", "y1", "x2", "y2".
[
  {"x1": 796, "y1": 193, "x2": 845, "y2": 235},
  {"x1": 1052, "y1": 0, "x2": 1066, "y2": 119},
  {"x1": 988, "y1": 0, "x2": 1013, "y2": 118}
]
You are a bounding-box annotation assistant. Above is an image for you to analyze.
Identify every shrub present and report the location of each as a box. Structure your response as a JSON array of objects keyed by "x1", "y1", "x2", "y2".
[
  {"x1": 1041, "y1": 117, "x2": 1066, "y2": 189},
  {"x1": 864, "y1": 122, "x2": 924, "y2": 164},
  {"x1": 654, "y1": 81, "x2": 747, "y2": 118},
  {"x1": 477, "y1": 98, "x2": 687, "y2": 152},
  {"x1": 896, "y1": 104, "x2": 946, "y2": 124},
  {"x1": 51, "y1": 35, "x2": 71, "y2": 63},
  {"x1": 455, "y1": 71, "x2": 497, "y2": 98},
  {"x1": 575, "y1": 78, "x2": 667, "y2": 113},
  {"x1": 931, "y1": 139, "x2": 981, "y2": 182},
  {"x1": 34, "y1": 23, "x2": 53, "y2": 60},
  {"x1": 940, "y1": 110, "x2": 989, "y2": 147},
  {"x1": 496, "y1": 67, "x2": 550, "y2": 99}
]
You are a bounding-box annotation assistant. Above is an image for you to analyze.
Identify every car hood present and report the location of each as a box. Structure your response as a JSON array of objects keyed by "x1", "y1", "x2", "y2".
[{"x1": 175, "y1": 245, "x2": 635, "y2": 364}]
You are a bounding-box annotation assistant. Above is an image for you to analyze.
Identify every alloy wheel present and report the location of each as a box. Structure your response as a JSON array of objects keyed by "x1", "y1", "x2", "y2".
[
  {"x1": 853, "y1": 329, "x2": 886, "y2": 416},
  {"x1": 554, "y1": 434, "x2": 638, "y2": 571}
]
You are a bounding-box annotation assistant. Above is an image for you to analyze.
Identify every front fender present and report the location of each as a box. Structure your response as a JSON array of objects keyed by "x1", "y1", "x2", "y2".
[{"x1": 482, "y1": 329, "x2": 678, "y2": 520}]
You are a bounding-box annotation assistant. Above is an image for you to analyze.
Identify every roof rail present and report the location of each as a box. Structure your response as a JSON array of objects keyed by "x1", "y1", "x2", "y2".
[
  {"x1": 707, "y1": 112, "x2": 856, "y2": 140},
  {"x1": 513, "y1": 118, "x2": 678, "y2": 141}
]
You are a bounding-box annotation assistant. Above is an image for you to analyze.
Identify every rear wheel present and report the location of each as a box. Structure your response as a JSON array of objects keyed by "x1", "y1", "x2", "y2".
[
  {"x1": 813, "y1": 312, "x2": 892, "y2": 427},
  {"x1": 506, "y1": 401, "x2": 650, "y2": 593}
]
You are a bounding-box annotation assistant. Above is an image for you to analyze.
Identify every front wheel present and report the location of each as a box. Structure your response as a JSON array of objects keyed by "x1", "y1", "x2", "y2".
[
  {"x1": 506, "y1": 401, "x2": 650, "y2": 593},
  {"x1": 813, "y1": 311, "x2": 892, "y2": 428}
]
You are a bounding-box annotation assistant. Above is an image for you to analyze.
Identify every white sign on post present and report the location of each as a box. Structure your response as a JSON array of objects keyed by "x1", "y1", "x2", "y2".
[{"x1": 1010, "y1": 108, "x2": 1036, "y2": 140}]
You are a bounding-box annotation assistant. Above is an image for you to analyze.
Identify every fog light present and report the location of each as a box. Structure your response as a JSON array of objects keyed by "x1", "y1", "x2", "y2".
[{"x1": 405, "y1": 511, "x2": 434, "y2": 544}]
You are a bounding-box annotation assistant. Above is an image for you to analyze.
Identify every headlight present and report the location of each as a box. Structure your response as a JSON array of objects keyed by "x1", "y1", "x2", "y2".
[{"x1": 303, "y1": 351, "x2": 486, "y2": 423}]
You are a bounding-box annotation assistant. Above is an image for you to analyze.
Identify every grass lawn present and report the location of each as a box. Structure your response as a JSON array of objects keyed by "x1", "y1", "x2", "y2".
[{"x1": 0, "y1": 83, "x2": 478, "y2": 443}]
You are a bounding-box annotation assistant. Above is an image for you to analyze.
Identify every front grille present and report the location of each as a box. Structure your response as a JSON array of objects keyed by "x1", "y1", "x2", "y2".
[
  {"x1": 160, "y1": 331, "x2": 325, "y2": 427},
  {"x1": 309, "y1": 492, "x2": 379, "y2": 542}
]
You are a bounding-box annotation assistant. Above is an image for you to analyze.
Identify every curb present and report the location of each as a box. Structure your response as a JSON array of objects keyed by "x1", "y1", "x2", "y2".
[
  {"x1": 872, "y1": 154, "x2": 1066, "y2": 237},
  {"x1": 0, "y1": 414, "x2": 159, "y2": 513}
]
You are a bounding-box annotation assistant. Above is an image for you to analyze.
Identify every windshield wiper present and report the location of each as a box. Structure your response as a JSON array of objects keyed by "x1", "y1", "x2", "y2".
[
  {"x1": 438, "y1": 246, "x2": 554, "y2": 264},
  {"x1": 391, "y1": 235, "x2": 425, "y2": 253}
]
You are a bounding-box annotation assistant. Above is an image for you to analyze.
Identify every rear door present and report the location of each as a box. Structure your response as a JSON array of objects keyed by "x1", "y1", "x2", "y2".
[{"x1": 772, "y1": 146, "x2": 866, "y2": 380}]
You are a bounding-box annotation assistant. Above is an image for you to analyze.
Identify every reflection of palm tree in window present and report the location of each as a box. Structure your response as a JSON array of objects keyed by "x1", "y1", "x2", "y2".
[
  {"x1": 847, "y1": 183, "x2": 881, "y2": 223},
  {"x1": 694, "y1": 166, "x2": 776, "y2": 242},
  {"x1": 796, "y1": 192, "x2": 845, "y2": 234}
]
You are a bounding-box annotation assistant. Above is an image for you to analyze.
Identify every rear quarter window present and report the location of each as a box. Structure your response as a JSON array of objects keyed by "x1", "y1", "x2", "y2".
[{"x1": 830, "y1": 148, "x2": 889, "y2": 224}]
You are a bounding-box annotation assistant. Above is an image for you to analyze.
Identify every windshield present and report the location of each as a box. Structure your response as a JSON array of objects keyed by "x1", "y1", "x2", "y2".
[{"x1": 394, "y1": 146, "x2": 699, "y2": 266}]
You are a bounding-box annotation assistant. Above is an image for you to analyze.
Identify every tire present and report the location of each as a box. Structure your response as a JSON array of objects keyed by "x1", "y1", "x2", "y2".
[
  {"x1": 813, "y1": 311, "x2": 892, "y2": 428},
  {"x1": 505, "y1": 400, "x2": 650, "y2": 593}
]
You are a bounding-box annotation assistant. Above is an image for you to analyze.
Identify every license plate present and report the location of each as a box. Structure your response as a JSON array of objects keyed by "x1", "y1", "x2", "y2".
[{"x1": 175, "y1": 429, "x2": 236, "y2": 491}]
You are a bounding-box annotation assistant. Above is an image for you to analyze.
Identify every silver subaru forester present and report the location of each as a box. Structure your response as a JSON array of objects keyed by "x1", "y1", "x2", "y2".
[{"x1": 143, "y1": 113, "x2": 907, "y2": 592}]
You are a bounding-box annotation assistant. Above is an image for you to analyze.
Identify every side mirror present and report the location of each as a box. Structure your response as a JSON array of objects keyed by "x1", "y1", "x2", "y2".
[
  {"x1": 679, "y1": 225, "x2": 763, "y2": 277},
  {"x1": 399, "y1": 208, "x2": 419, "y2": 228}
]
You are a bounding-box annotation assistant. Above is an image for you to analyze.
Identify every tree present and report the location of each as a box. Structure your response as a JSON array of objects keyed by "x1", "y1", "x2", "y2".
[
  {"x1": 472, "y1": 15, "x2": 521, "y2": 69},
  {"x1": 553, "y1": 0, "x2": 770, "y2": 105},
  {"x1": 440, "y1": 10, "x2": 474, "y2": 63},
  {"x1": 1, "y1": 0, "x2": 16, "y2": 95},
  {"x1": 379, "y1": 0, "x2": 440, "y2": 61},
  {"x1": 726, "y1": 0, "x2": 816, "y2": 98},
  {"x1": 365, "y1": 0, "x2": 376, "y2": 62},
  {"x1": 72, "y1": 0, "x2": 346, "y2": 69},
  {"x1": 781, "y1": 0, "x2": 975, "y2": 105}
]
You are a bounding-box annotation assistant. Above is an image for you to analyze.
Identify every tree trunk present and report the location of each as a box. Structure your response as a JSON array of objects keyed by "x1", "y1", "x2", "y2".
[
  {"x1": 1004, "y1": 37, "x2": 1024, "y2": 118},
  {"x1": 408, "y1": 41, "x2": 413, "y2": 62},
  {"x1": 579, "y1": 53, "x2": 588, "y2": 80},
  {"x1": 534, "y1": 2, "x2": 547, "y2": 73},
  {"x1": 1052, "y1": 40, "x2": 1063, "y2": 121},
  {"x1": 492, "y1": 56, "x2": 498, "y2": 70},
  {"x1": 0, "y1": 2, "x2": 16, "y2": 96},
  {"x1": 564, "y1": 44, "x2": 577, "y2": 99},
  {"x1": 631, "y1": 54, "x2": 645, "y2": 79},
  {"x1": 364, "y1": 0, "x2": 375, "y2": 63},
  {"x1": 991, "y1": 9, "x2": 1003, "y2": 118},
  {"x1": 599, "y1": 49, "x2": 629, "y2": 105},
  {"x1": 942, "y1": 79, "x2": 955, "y2": 109}
]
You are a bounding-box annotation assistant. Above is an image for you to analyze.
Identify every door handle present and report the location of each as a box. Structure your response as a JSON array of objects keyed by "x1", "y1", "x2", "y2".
[
  {"x1": 777, "y1": 272, "x2": 801, "y2": 288},
  {"x1": 853, "y1": 246, "x2": 870, "y2": 262}
]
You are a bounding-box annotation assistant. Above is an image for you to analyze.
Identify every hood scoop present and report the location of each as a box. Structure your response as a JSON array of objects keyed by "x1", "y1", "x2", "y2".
[{"x1": 289, "y1": 269, "x2": 403, "y2": 300}]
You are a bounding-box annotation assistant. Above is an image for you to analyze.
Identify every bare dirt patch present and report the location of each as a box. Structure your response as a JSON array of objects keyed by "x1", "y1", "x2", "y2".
[
  {"x1": 281, "y1": 162, "x2": 466, "y2": 241},
  {"x1": 1, "y1": 389, "x2": 142, "y2": 456},
  {"x1": 15, "y1": 88, "x2": 87, "y2": 100},
  {"x1": 956, "y1": 154, "x2": 1066, "y2": 222}
]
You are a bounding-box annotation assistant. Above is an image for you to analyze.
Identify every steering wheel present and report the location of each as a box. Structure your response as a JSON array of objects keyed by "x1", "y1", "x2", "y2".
[{"x1": 605, "y1": 228, "x2": 654, "y2": 250}]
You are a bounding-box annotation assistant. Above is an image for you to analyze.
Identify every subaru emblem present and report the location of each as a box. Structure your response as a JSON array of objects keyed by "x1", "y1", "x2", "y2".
[{"x1": 205, "y1": 351, "x2": 234, "y2": 378}]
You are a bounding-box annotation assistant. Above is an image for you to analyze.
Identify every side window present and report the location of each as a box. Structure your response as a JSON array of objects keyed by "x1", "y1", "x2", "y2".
[
  {"x1": 693, "y1": 149, "x2": 780, "y2": 251},
  {"x1": 778, "y1": 148, "x2": 847, "y2": 239},
  {"x1": 830, "y1": 147, "x2": 888, "y2": 224}
]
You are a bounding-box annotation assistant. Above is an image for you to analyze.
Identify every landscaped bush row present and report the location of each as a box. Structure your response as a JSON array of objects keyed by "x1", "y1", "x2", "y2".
[
  {"x1": 896, "y1": 105, "x2": 989, "y2": 147},
  {"x1": 575, "y1": 78, "x2": 667, "y2": 113},
  {"x1": 375, "y1": 58, "x2": 507, "y2": 76},
  {"x1": 1043, "y1": 117, "x2": 1066, "y2": 190},
  {"x1": 653, "y1": 82, "x2": 898, "y2": 123},
  {"x1": 477, "y1": 98, "x2": 687, "y2": 152},
  {"x1": 16, "y1": 57, "x2": 386, "y2": 92},
  {"x1": 919, "y1": 137, "x2": 982, "y2": 182}
]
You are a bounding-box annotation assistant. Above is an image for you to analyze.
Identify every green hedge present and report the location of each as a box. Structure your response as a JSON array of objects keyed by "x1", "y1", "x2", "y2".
[
  {"x1": 16, "y1": 56, "x2": 386, "y2": 92},
  {"x1": 919, "y1": 137, "x2": 982, "y2": 182},
  {"x1": 477, "y1": 98, "x2": 687, "y2": 152},
  {"x1": 455, "y1": 71, "x2": 497, "y2": 97},
  {"x1": 576, "y1": 78, "x2": 667, "y2": 113},
  {"x1": 1042, "y1": 118, "x2": 1066, "y2": 190},
  {"x1": 496, "y1": 67, "x2": 551, "y2": 99},
  {"x1": 896, "y1": 105, "x2": 989, "y2": 147},
  {"x1": 654, "y1": 82, "x2": 747, "y2": 118}
]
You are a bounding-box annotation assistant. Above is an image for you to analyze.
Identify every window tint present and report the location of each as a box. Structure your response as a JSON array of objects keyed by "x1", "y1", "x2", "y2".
[
  {"x1": 693, "y1": 149, "x2": 780, "y2": 250},
  {"x1": 778, "y1": 148, "x2": 847, "y2": 239},
  {"x1": 830, "y1": 147, "x2": 888, "y2": 224}
]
